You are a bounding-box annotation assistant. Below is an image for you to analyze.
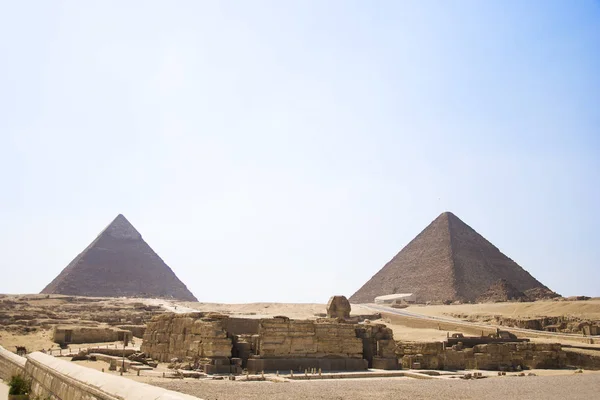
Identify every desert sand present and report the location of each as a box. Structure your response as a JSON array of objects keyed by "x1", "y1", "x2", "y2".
[
  {"x1": 404, "y1": 299, "x2": 600, "y2": 319},
  {"x1": 142, "y1": 373, "x2": 600, "y2": 400}
]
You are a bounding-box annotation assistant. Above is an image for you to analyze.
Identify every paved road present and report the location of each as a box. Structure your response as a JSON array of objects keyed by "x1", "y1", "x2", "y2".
[{"x1": 363, "y1": 304, "x2": 600, "y2": 343}]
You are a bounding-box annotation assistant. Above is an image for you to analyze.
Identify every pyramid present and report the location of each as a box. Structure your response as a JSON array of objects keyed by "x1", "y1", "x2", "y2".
[
  {"x1": 41, "y1": 214, "x2": 198, "y2": 301},
  {"x1": 476, "y1": 279, "x2": 529, "y2": 303},
  {"x1": 349, "y1": 212, "x2": 557, "y2": 303}
]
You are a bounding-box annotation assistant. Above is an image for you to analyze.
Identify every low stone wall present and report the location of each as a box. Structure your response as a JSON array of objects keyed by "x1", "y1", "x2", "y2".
[
  {"x1": 398, "y1": 341, "x2": 566, "y2": 370},
  {"x1": 25, "y1": 352, "x2": 202, "y2": 400},
  {"x1": 0, "y1": 345, "x2": 26, "y2": 380},
  {"x1": 85, "y1": 348, "x2": 137, "y2": 357}
]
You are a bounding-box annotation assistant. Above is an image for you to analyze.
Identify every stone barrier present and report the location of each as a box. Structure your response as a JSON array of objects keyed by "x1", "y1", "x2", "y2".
[
  {"x1": 25, "y1": 352, "x2": 203, "y2": 400},
  {"x1": 0, "y1": 347, "x2": 202, "y2": 400},
  {"x1": 0, "y1": 345, "x2": 26, "y2": 381}
]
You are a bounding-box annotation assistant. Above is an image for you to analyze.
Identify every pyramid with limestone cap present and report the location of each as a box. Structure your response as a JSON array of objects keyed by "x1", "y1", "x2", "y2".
[
  {"x1": 41, "y1": 214, "x2": 198, "y2": 301},
  {"x1": 349, "y1": 212, "x2": 557, "y2": 303}
]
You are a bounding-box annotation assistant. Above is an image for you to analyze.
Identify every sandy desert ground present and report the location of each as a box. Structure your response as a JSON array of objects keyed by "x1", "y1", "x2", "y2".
[
  {"x1": 404, "y1": 298, "x2": 600, "y2": 319},
  {"x1": 143, "y1": 373, "x2": 600, "y2": 400},
  {"x1": 2, "y1": 295, "x2": 600, "y2": 400},
  {"x1": 69, "y1": 357, "x2": 600, "y2": 400}
]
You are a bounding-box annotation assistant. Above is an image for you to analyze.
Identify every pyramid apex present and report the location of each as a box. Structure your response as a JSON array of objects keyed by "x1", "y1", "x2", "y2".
[
  {"x1": 103, "y1": 214, "x2": 141, "y2": 240},
  {"x1": 439, "y1": 211, "x2": 457, "y2": 218}
]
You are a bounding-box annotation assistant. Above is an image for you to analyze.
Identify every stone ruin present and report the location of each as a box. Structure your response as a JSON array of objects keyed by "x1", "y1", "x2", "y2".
[
  {"x1": 141, "y1": 313, "x2": 235, "y2": 373},
  {"x1": 139, "y1": 297, "x2": 568, "y2": 374},
  {"x1": 141, "y1": 296, "x2": 398, "y2": 374},
  {"x1": 398, "y1": 341, "x2": 566, "y2": 371}
]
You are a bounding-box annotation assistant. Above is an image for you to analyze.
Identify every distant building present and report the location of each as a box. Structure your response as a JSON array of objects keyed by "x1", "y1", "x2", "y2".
[{"x1": 374, "y1": 293, "x2": 416, "y2": 304}]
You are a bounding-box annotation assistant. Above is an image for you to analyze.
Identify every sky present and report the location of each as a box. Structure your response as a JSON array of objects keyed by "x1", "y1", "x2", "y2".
[{"x1": 0, "y1": 1, "x2": 598, "y2": 302}]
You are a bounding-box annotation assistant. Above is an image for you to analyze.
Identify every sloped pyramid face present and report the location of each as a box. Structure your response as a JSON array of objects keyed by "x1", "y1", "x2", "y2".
[
  {"x1": 349, "y1": 212, "x2": 556, "y2": 303},
  {"x1": 476, "y1": 279, "x2": 529, "y2": 303},
  {"x1": 41, "y1": 214, "x2": 198, "y2": 301}
]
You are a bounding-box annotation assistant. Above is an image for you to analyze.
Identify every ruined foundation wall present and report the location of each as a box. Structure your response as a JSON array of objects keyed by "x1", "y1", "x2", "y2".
[
  {"x1": 141, "y1": 313, "x2": 232, "y2": 362},
  {"x1": 257, "y1": 318, "x2": 363, "y2": 359},
  {"x1": 398, "y1": 341, "x2": 566, "y2": 370}
]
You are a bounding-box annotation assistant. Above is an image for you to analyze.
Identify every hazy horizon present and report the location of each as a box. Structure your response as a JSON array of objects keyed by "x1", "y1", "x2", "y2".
[{"x1": 1, "y1": 1, "x2": 599, "y2": 302}]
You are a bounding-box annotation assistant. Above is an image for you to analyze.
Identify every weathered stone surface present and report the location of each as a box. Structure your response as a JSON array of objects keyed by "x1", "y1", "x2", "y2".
[
  {"x1": 0, "y1": 344, "x2": 26, "y2": 381},
  {"x1": 350, "y1": 212, "x2": 558, "y2": 303},
  {"x1": 326, "y1": 296, "x2": 351, "y2": 319},
  {"x1": 257, "y1": 317, "x2": 363, "y2": 359},
  {"x1": 397, "y1": 341, "x2": 566, "y2": 370},
  {"x1": 41, "y1": 214, "x2": 197, "y2": 301},
  {"x1": 53, "y1": 326, "x2": 132, "y2": 345},
  {"x1": 477, "y1": 279, "x2": 529, "y2": 303},
  {"x1": 141, "y1": 313, "x2": 232, "y2": 362},
  {"x1": 142, "y1": 314, "x2": 400, "y2": 372}
]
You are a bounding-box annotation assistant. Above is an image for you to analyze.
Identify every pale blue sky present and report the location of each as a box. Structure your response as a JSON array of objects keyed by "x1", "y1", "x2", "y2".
[{"x1": 1, "y1": 1, "x2": 598, "y2": 302}]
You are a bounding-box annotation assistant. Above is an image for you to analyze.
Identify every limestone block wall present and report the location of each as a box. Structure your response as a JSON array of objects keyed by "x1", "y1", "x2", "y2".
[
  {"x1": 141, "y1": 313, "x2": 232, "y2": 362},
  {"x1": 0, "y1": 345, "x2": 26, "y2": 380},
  {"x1": 25, "y1": 352, "x2": 202, "y2": 400},
  {"x1": 116, "y1": 324, "x2": 146, "y2": 338},
  {"x1": 224, "y1": 318, "x2": 260, "y2": 335},
  {"x1": 257, "y1": 317, "x2": 363, "y2": 358},
  {"x1": 398, "y1": 341, "x2": 566, "y2": 370},
  {"x1": 355, "y1": 324, "x2": 396, "y2": 359}
]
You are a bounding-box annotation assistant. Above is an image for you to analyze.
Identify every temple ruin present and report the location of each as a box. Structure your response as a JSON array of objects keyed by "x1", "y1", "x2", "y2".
[{"x1": 141, "y1": 297, "x2": 398, "y2": 373}]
